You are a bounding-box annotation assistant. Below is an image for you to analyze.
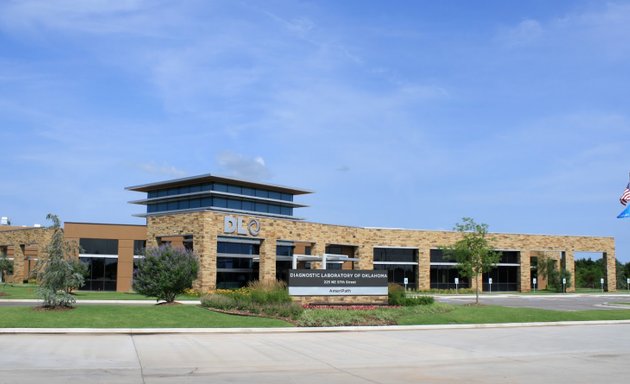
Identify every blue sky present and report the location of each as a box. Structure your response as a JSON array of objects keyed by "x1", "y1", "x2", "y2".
[{"x1": 1, "y1": 1, "x2": 629, "y2": 261}]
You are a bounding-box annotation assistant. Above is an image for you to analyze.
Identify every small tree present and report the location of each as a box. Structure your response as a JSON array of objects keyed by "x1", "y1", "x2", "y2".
[
  {"x1": 35, "y1": 214, "x2": 84, "y2": 308},
  {"x1": 442, "y1": 217, "x2": 501, "y2": 304},
  {"x1": 133, "y1": 245, "x2": 199, "y2": 303},
  {"x1": 0, "y1": 253, "x2": 14, "y2": 284},
  {"x1": 538, "y1": 255, "x2": 572, "y2": 292}
]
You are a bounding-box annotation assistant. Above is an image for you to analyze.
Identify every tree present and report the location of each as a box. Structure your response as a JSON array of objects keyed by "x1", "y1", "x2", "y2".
[
  {"x1": 0, "y1": 253, "x2": 13, "y2": 284},
  {"x1": 133, "y1": 245, "x2": 199, "y2": 303},
  {"x1": 442, "y1": 217, "x2": 501, "y2": 304},
  {"x1": 538, "y1": 255, "x2": 572, "y2": 292},
  {"x1": 35, "y1": 214, "x2": 84, "y2": 308}
]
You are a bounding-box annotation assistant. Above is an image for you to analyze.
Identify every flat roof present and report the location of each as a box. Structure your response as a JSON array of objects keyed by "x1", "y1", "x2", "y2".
[{"x1": 125, "y1": 173, "x2": 312, "y2": 195}]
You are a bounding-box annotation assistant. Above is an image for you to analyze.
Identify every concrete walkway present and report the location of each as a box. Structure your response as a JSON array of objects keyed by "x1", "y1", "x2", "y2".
[{"x1": 2, "y1": 323, "x2": 629, "y2": 383}]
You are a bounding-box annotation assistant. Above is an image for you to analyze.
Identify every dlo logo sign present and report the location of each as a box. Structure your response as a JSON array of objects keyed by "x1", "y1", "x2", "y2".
[{"x1": 224, "y1": 216, "x2": 261, "y2": 236}]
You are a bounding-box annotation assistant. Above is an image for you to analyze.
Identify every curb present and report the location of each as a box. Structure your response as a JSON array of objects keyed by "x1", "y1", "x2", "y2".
[{"x1": 2, "y1": 320, "x2": 630, "y2": 335}]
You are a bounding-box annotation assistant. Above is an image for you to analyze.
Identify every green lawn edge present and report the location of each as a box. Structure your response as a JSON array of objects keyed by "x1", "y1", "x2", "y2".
[{"x1": 1, "y1": 302, "x2": 630, "y2": 329}]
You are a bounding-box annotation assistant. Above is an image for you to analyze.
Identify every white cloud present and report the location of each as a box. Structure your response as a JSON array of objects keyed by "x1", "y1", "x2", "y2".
[
  {"x1": 498, "y1": 19, "x2": 544, "y2": 46},
  {"x1": 216, "y1": 152, "x2": 272, "y2": 181}
]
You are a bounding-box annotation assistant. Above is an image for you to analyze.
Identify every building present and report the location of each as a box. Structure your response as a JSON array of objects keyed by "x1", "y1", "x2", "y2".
[
  {"x1": 126, "y1": 173, "x2": 617, "y2": 294},
  {"x1": 0, "y1": 173, "x2": 617, "y2": 293}
]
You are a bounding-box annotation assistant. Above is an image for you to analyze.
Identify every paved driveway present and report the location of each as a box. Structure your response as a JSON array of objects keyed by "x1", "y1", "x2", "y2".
[
  {"x1": 1, "y1": 324, "x2": 629, "y2": 383},
  {"x1": 436, "y1": 294, "x2": 630, "y2": 311}
]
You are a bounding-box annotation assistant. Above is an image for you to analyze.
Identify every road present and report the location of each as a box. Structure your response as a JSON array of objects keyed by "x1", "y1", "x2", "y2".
[
  {"x1": 1, "y1": 323, "x2": 629, "y2": 383},
  {"x1": 435, "y1": 294, "x2": 630, "y2": 311}
]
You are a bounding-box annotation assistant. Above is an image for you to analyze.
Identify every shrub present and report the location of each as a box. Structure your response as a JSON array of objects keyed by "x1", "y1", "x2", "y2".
[
  {"x1": 201, "y1": 279, "x2": 303, "y2": 320},
  {"x1": 201, "y1": 294, "x2": 236, "y2": 310},
  {"x1": 133, "y1": 245, "x2": 199, "y2": 303},
  {"x1": 388, "y1": 283, "x2": 434, "y2": 306}
]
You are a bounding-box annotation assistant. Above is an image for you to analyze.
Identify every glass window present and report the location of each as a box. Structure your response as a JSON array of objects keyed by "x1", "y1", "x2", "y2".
[
  {"x1": 227, "y1": 185, "x2": 241, "y2": 194},
  {"x1": 242, "y1": 201, "x2": 254, "y2": 211},
  {"x1": 189, "y1": 198, "x2": 201, "y2": 208},
  {"x1": 268, "y1": 191, "x2": 281, "y2": 200},
  {"x1": 242, "y1": 187, "x2": 255, "y2": 197},
  {"x1": 80, "y1": 239, "x2": 118, "y2": 255},
  {"x1": 79, "y1": 257, "x2": 117, "y2": 291},
  {"x1": 430, "y1": 249, "x2": 451, "y2": 263},
  {"x1": 255, "y1": 202, "x2": 268, "y2": 213},
  {"x1": 213, "y1": 198, "x2": 227, "y2": 208},
  {"x1": 255, "y1": 189, "x2": 268, "y2": 198},
  {"x1": 374, "y1": 264, "x2": 417, "y2": 289},
  {"x1": 189, "y1": 184, "x2": 201, "y2": 193},
  {"x1": 178, "y1": 199, "x2": 190, "y2": 209},
  {"x1": 373, "y1": 248, "x2": 418, "y2": 263},
  {"x1": 201, "y1": 197, "x2": 212, "y2": 207},
  {"x1": 217, "y1": 242, "x2": 260, "y2": 255},
  {"x1": 276, "y1": 245, "x2": 294, "y2": 257},
  {"x1": 227, "y1": 199, "x2": 241, "y2": 210},
  {"x1": 167, "y1": 201, "x2": 178, "y2": 210},
  {"x1": 430, "y1": 266, "x2": 469, "y2": 289},
  {"x1": 133, "y1": 240, "x2": 146, "y2": 255},
  {"x1": 281, "y1": 206, "x2": 293, "y2": 216},
  {"x1": 268, "y1": 204, "x2": 281, "y2": 214},
  {"x1": 214, "y1": 183, "x2": 227, "y2": 192}
]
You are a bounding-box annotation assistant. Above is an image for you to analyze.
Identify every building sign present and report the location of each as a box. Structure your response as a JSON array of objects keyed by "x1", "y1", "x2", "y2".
[
  {"x1": 288, "y1": 269, "x2": 388, "y2": 296},
  {"x1": 224, "y1": 215, "x2": 260, "y2": 236}
]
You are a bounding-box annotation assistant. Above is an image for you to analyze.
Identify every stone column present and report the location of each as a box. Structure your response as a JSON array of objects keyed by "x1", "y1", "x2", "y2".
[
  {"x1": 357, "y1": 244, "x2": 372, "y2": 270},
  {"x1": 604, "y1": 251, "x2": 617, "y2": 292},
  {"x1": 259, "y1": 237, "x2": 277, "y2": 284},
  {"x1": 564, "y1": 251, "x2": 576, "y2": 293},
  {"x1": 12, "y1": 244, "x2": 26, "y2": 283},
  {"x1": 519, "y1": 250, "x2": 531, "y2": 293},
  {"x1": 418, "y1": 248, "x2": 430, "y2": 291}
]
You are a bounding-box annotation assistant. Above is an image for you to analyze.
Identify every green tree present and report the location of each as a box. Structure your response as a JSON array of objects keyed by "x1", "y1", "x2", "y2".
[
  {"x1": 442, "y1": 217, "x2": 501, "y2": 304},
  {"x1": 133, "y1": 245, "x2": 199, "y2": 303},
  {"x1": 35, "y1": 214, "x2": 84, "y2": 308},
  {"x1": 0, "y1": 253, "x2": 14, "y2": 284},
  {"x1": 538, "y1": 255, "x2": 572, "y2": 292}
]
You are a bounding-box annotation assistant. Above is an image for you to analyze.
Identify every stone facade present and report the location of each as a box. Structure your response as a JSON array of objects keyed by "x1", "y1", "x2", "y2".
[
  {"x1": 0, "y1": 227, "x2": 54, "y2": 283},
  {"x1": 147, "y1": 211, "x2": 617, "y2": 293}
]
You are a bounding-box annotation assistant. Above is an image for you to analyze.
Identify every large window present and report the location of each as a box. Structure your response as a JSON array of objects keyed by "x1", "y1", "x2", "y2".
[
  {"x1": 430, "y1": 266, "x2": 469, "y2": 289},
  {"x1": 483, "y1": 266, "x2": 518, "y2": 292},
  {"x1": 80, "y1": 257, "x2": 117, "y2": 291},
  {"x1": 373, "y1": 248, "x2": 418, "y2": 289},
  {"x1": 79, "y1": 239, "x2": 118, "y2": 255},
  {"x1": 216, "y1": 241, "x2": 260, "y2": 289},
  {"x1": 276, "y1": 244, "x2": 294, "y2": 283}
]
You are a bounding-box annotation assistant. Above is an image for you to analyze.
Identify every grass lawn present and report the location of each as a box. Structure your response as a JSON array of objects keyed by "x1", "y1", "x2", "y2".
[
  {"x1": 0, "y1": 304, "x2": 291, "y2": 328},
  {"x1": 395, "y1": 303, "x2": 630, "y2": 325},
  {"x1": 0, "y1": 284, "x2": 199, "y2": 301},
  {"x1": 1, "y1": 302, "x2": 629, "y2": 328}
]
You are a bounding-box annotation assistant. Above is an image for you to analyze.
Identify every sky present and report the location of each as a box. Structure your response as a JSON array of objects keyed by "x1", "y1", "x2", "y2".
[{"x1": 0, "y1": 0, "x2": 629, "y2": 262}]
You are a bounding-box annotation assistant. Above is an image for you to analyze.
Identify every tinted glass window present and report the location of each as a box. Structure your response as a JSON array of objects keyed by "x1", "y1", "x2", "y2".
[
  {"x1": 217, "y1": 242, "x2": 260, "y2": 255},
  {"x1": 133, "y1": 240, "x2": 146, "y2": 255},
  {"x1": 227, "y1": 185, "x2": 241, "y2": 194},
  {"x1": 373, "y1": 248, "x2": 417, "y2": 263},
  {"x1": 227, "y1": 199, "x2": 241, "y2": 209},
  {"x1": 214, "y1": 183, "x2": 227, "y2": 192},
  {"x1": 80, "y1": 239, "x2": 118, "y2": 255}
]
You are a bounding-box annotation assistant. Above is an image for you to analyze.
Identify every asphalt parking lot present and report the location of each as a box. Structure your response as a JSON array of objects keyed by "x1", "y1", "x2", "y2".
[{"x1": 436, "y1": 294, "x2": 630, "y2": 311}]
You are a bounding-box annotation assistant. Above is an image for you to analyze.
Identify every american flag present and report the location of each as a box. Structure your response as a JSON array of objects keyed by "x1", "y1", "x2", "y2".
[{"x1": 621, "y1": 182, "x2": 630, "y2": 206}]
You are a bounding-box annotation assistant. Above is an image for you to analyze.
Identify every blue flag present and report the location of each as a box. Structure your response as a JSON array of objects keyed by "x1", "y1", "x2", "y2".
[{"x1": 618, "y1": 205, "x2": 630, "y2": 219}]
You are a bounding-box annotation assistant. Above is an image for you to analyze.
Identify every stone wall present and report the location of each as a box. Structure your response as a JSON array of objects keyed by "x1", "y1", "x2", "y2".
[
  {"x1": 0, "y1": 227, "x2": 54, "y2": 283},
  {"x1": 147, "y1": 211, "x2": 617, "y2": 293}
]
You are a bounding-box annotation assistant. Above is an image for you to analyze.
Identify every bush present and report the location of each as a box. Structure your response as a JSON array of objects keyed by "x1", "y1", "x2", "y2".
[
  {"x1": 133, "y1": 245, "x2": 199, "y2": 303},
  {"x1": 388, "y1": 284, "x2": 434, "y2": 306},
  {"x1": 201, "y1": 280, "x2": 303, "y2": 320}
]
